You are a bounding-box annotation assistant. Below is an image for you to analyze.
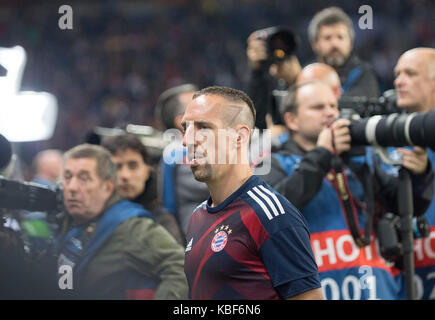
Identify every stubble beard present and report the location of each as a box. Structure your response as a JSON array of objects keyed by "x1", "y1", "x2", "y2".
[{"x1": 191, "y1": 163, "x2": 213, "y2": 182}]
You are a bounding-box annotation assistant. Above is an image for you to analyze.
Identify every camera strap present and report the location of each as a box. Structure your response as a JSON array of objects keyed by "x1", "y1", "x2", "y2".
[{"x1": 329, "y1": 125, "x2": 371, "y2": 248}]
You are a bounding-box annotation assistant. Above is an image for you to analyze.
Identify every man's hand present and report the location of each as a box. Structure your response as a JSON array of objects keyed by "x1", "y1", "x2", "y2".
[
  {"x1": 397, "y1": 146, "x2": 428, "y2": 174},
  {"x1": 317, "y1": 119, "x2": 351, "y2": 155},
  {"x1": 247, "y1": 32, "x2": 268, "y2": 70},
  {"x1": 268, "y1": 55, "x2": 302, "y2": 85}
]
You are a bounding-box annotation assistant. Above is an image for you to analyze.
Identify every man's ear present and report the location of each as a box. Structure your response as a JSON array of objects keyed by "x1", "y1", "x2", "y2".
[
  {"x1": 103, "y1": 179, "x2": 116, "y2": 197},
  {"x1": 284, "y1": 111, "x2": 299, "y2": 132},
  {"x1": 236, "y1": 125, "x2": 250, "y2": 147},
  {"x1": 311, "y1": 40, "x2": 318, "y2": 54},
  {"x1": 173, "y1": 114, "x2": 184, "y2": 132}
]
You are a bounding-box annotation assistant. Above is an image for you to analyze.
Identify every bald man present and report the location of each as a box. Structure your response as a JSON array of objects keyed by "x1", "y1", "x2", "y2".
[
  {"x1": 394, "y1": 47, "x2": 435, "y2": 300},
  {"x1": 394, "y1": 47, "x2": 435, "y2": 113},
  {"x1": 20, "y1": 149, "x2": 64, "y2": 255},
  {"x1": 32, "y1": 149, "x2": 63, "y2": 186},
  {"x1": 296, "y1": 63, "x2": 342, "y2": 99}
]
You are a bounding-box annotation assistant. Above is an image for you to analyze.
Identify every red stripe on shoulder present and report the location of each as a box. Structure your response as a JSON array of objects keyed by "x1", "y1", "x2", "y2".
[{"x1": 240, "y1": 206, "x2": 270, "y2": 250}]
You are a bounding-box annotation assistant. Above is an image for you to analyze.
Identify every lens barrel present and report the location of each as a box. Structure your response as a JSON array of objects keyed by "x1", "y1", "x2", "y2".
[{"x1": 349, "y1": 110, "x2": 435, "y2": 151}]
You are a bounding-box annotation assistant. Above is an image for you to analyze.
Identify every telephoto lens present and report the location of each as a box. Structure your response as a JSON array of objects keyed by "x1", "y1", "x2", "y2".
[{"x1": 349, "y1": 110, "x2": 435, "y2": 151}]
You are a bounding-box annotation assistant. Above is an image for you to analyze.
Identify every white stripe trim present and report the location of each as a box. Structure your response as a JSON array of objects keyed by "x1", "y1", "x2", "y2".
[
  {"x1": 247, "y1": 190, "x2": 273, "y2": 220},
  {"x1": 252, "y1": 187, "x2": 279, "y2": 217},
  {"x1": 258, "y1": 185, "x2": 285, "y2": 214}
]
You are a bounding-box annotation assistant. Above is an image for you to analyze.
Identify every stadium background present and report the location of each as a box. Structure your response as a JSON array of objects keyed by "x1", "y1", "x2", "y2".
[{"x1": 0, "y1": 0, "x2": 434, "y2": 179}]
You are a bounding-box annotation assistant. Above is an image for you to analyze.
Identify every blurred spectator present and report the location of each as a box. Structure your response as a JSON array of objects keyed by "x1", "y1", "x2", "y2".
[
  {"x1": 20, "y1": 149, "x2": 63, "y2": 257},
  {"x1": 156, "y1": 84, "x2": 210, "y2": 236},
  {"x1": 102, "y1": 133, "x2": 185, "y2": 245},
  {"x1": 32, "y1": 149, "x2": 63, "y2": 186},
  {"x1": 308, "y1": 6, "x2": 380, "y2": 99},
  {"x1": 245, "y1": 27, "x2": 301, "y2": 130},
  {"x1": 296, "y1": 62, "x2": 342, "y2": 99}
]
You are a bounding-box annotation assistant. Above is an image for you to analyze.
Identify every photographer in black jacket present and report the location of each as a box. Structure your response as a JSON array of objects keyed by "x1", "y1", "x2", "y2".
[
  {"x1": 246, "y1": 27, "x2": 301, "y2": 132},
  {"x1": 308, "y1": 7, "x2": 380, "y2": 99}
]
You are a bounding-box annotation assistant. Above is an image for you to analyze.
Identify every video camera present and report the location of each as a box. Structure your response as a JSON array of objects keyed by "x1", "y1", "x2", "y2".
[{"x1": 0, "y1": 133, "x2": 64, "y2": 217}]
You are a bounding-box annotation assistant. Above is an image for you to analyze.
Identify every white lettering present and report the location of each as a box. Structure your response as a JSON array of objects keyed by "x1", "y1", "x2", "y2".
[
  {"x1": 58, "y1": 5, "x2": 73, "y2": 30},
  {"x1": 358, "y1": 5, "x2": 373, "y2": 30},
  {"x1": 414, "y1": 238, "x2": 424, "y2": 261},
  {"x1": 424, "y1": 231, "x2": 435, "y2": 259},
  {"x1": 342, "y1": 275, "x2": 361, "y2": 300},
  {"x1": 321, "y1": 278, "x2": 340, "y2": 300},
  {"x1": 58, "y1": 265, "x2": 73, "y2": 289},
  {"x1": 313, "y1": 238, "x2": 336, "y2": 267},
  {"x1": 336, "y1": 234, "x2": 360, "y2": 262}
]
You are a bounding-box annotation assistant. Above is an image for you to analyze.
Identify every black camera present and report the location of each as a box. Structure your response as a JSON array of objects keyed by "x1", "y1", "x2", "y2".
[
  {"x1": 339, "y1": 89, "x2": 400, "y2": 118},
  {"x1": 254, "y1": 26, "x2": 298, "y2": 64},
  {"x1": 349, "y1": 109, "x2": 435, "y2": 152},
  {"x1": 0, "y1": 177, "x2": 64, "y2": 214},
  {"x1": 0, "y1": 133, "x2": 64, "y2": 216},
  {"x1": 376, "y1": 213, "x2": 429, "y2": 263}
]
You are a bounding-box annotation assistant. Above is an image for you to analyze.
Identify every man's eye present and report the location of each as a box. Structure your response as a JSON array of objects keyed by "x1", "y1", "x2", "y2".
[
  {"x1": 128, "y1": 162, "x2": 138, "y2": 170},
  {"x1": 78, "y1": 175, "x2": 90, "y2": 182}
]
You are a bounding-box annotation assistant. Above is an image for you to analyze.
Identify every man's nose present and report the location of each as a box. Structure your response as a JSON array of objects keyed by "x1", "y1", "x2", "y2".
[
  {"x1": 118, "y1": 165, "x2": 130, "y2": 181},
  {"x1": 64, "y1": 176, "x2": 78, "y2": 193},
  {"x1": 330, "y1": 36, "x2": 341, "y2": 49},
  {"x1": 182, "y1": 123, "x2": 196, "y2": 147},
  {"x1": 393, "y1": 73, "x2": 404, "y2": 89}
]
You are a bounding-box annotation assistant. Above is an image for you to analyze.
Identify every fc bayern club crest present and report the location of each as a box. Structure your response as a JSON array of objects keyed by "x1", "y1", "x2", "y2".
[{"x1": 211, "y1": 230, "x2": 228, "y2": 253}]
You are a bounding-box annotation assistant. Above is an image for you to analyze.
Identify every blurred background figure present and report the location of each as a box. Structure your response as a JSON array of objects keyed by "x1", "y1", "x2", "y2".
[
  {"x1": 32, "y1": 149, "x2": 63, "y2": 187},
  {"x1": 308, "y1": 6, "x2": 380, "y2": 99},
  {"x1": 102, "y1": 134, "x2": 185, "y2": 245},
  {"x1": 20, "y1": 149, "x2": 64, "y2": 258},
  {"x1": 296, "y1": 62, "x2": 342, "y2": 99},
  {"x1": 246, "y1": 26, "x2": 301, "y2": 132},
  {"x1": 156, "y1": 84, "x2": 210, "y2": 237}
]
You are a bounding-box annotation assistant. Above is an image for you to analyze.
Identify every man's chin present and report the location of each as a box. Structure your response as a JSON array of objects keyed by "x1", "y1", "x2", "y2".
[
  {"x1": 397, "y1": 99, "x2": 419, "y2": 113},
  {"x1": 191, "y1": 165, "x2": 210, "y2": 182},
  {"x1": 325, "y1": 55, "x2": 347, "y2": 68},
  {"x1": 118, "y1": 188, "x2": 137, "y2": 199}
]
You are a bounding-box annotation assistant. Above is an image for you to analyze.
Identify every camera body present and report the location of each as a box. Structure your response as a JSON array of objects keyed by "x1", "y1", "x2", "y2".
[
  {"x1": 376, "y1": 213, "x2": 429, "y2": 263},
  {"x1": 0, "y1": 177, "x2": 64, "y2": 217},
  {"x1": 254, "y1": 26, "x2": 298, "y2": 64},
  {"x1": 338, "y1": 89, "x2": 400, "y2": 118}
]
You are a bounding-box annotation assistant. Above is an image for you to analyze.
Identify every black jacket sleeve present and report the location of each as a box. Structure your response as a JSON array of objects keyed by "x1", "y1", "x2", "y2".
[
  {"x1": 246, "y1": 69, "x2": 273, "y2": 130},
  {"x1": 263, "y1": 147, "x2": 333, "y2": 211}
]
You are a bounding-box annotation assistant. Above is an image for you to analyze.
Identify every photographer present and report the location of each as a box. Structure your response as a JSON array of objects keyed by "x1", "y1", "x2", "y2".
[
  {"x1": 394, "y1": 47, "x2": 435, "y2": 299},
  {"x1": 55, "y1": 144, "x2": 188, "y2": 299},
  {"x1": 246, "y1": 27, "x2": 301, "y2": 131},
  {"x1": 308, "y1": 7, "x2": 379, "y2": 99},
  {"x1": 260, "y1": 80, "x2": 433, "y2": 299}
]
